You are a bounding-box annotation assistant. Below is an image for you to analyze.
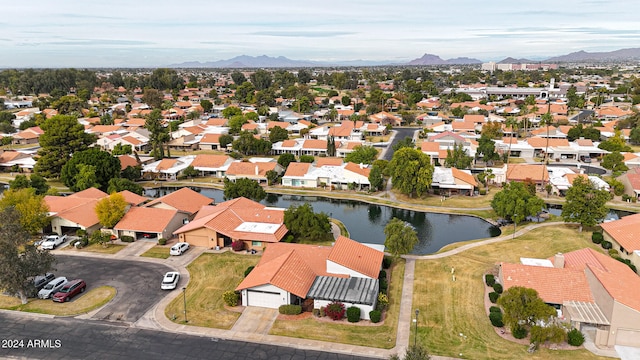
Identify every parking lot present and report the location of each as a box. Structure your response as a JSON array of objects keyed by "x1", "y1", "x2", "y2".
[{"x1": 53, "y1": 255, "x2": 176, "y2": 323}]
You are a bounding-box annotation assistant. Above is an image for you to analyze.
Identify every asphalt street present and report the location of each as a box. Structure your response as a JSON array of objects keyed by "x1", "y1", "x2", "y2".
[
  {"x1": 53, "y1": 255, "x2": 176, "y2": 323},
  {"x1": 0, "y1": 313, "x2": 375, "y2": 360}
]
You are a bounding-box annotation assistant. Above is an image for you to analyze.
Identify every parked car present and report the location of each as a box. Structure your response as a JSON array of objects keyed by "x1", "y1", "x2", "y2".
[
  {"x1": 52, "y1": 279, "x2": 86, "y2": 302},
  {"x1": 170, "y1": 242, "x2": 190, "y2": 256},
  {"x1": 33, "y1": 273, "x2": 56, "y2": 290},
  {"x1": 41, "y1": 235, "x2": 67, "y2": 250},
  {"x1": 161, "y1": 272, "x2": 180, "y2": 290},
  {"x1": 38, "y1": 277, "x2": 68, "y2": 299}
]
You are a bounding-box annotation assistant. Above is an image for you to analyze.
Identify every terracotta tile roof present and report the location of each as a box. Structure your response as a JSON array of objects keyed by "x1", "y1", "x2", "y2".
[
  {"x1": 121, "y1": 136, "x2": 142, "y2": 146},
  {"x1": 267, "y1": 121, "x2": 289, "y2": 130},
  {"x1": 118, "y1": 190, "x2": 148, "y2": 206},
  {"x1": 502, "y1": 137, "x2": 519, "y2": 144},
  {"x1": 206, "y1": 118, "x2": 227, "y2": 126},
  {"x1": 0, "y1": 151, "x2": 29, "y2": 163},
  {"x1": 200, "y1": 133, "x2": 221, "y2": 144},
  {"x1": 115, "y1": 207, "x2": 179, "y2": 233},
  {"x1": 118, "y1": 155, "x2": 139, "y2": 170},
  {"x1": 242, "y1": 123, "x2": 258, "y2": 131},
  {"x1": 190, "y1": 154, "x2": 230, "y2": 168},
  {"x1": 501, "y1": 262, "x2": 594, "y2": 304},
  {"x1": 90, "y1": 125, "x2": 123, "y2": 133},
  {"x1": 463, "y1": 114, "x2": 485, "y2": 123},
  {"x1": 328, "y1": 126, "x2": 353, "y2": 137},
  {"x1": 565, "y1": 173, "x2": 588, "y2": 185},
  {"x1": 145, "y1": 187, "x2": 213, "y2": 215},
  {"x1": 575, "y1": 139, "x2": 593, "y2": 146},
  {"x1": 316, "y1": 158, "x2": 343, "y2": 167},
  {"x1": 626, "y1": 173, "x2": 640, "y2": 191},
  {"x1": 623, "y1": 153, "x2": 639, "y2": 162},
  {"x1": 284, "y1": 162, "x2": 311, "y2": 177},
  {"x1": 421, "y1": 142, "x2": 440, "y2": 152},
  {"x1": 601, "y1": 213, "x2": 640, "y2": 252},
  {"x1": 183, "y1": 126, "x2": 205, "y2": 135},
  {"x1": 44, "y1": 189, "x2": 107, "y2": 228},
  {"x1": 281, "y1": 139, "x2": 297, "y2": 148},
  {"x1": 328, "y1": 236, "x2": 383, "y2": 278},
  {"x1": 344, "y1": 162, "x2": 370, "y2": 177},
  {"x1": 506, "y1": 164, "x2": 549, "y2": 182},
  {"x1": 452, "y1": 167, "x2": 477, "y2": 187},
  {"x1": 302, "y1": 139, "x2": 328, "y2": 149},
  {"x1": 526, "y1": 137, "x2": 569, "y2": 148},
  {"x1": 226, "y1": 162, "x2": 277, "y2": 177},
  {"x1": 156, "y1": 159, "x2": 177, "y2": 171},
  {"x1": 70, "y1": 187, "x2": 109, "y2": 199},
  {"x1": 586, "y1": 249, "x2": 640, "y2": 312}
]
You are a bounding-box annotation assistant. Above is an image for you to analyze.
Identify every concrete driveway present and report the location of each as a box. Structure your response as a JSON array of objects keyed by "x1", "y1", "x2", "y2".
[{"x1": 54, "y1": 255, "x2": 175, "y2": 323}]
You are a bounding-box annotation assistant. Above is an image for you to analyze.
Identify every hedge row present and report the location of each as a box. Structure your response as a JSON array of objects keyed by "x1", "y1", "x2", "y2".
[{"x1": 278, "y1": 304, "x2": 302, "y2": 315}]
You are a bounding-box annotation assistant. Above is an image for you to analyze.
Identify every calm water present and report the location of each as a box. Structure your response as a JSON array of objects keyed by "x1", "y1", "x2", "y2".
[{"x1": 145, "y1": 187, "x2": 501, "y2": 255}]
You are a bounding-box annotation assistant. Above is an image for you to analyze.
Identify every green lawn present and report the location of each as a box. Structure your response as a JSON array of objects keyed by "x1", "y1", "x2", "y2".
[
  {"x1": 140, "y1": 246, "x2": 171, "y2": 259},
  {"x1": 164, "y1": 252, "x2": 260, "y2": 329},
  {"x1": 270, "y1": 259, "x2": 404, "y2": 349},
  {"x1": 413, "y1": 225, "x2": 609, "y2": 360}
]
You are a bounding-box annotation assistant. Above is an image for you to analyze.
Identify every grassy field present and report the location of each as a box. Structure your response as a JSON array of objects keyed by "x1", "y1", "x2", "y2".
[
  {"x1": 68, "y1": 243, "x2": 126, "y2": 254},
  {"x1": 392, "y1": 188, "x2": 496, "y2": 210},
  {"x1": 413, "y1": 225, "x2": 609, "y2": 360},
  {"x1": 164, "y1": 252, "x2": 260, "y2": 329},
  {"x1": 0, "y1": 286, "x2": 116, "y2": 316},
  {"x1": 140, "y1": 246, "x2": 171, "y2": 259},
  {"x1": 269, "y1": 259, "x2": 405, "y2": 349}
]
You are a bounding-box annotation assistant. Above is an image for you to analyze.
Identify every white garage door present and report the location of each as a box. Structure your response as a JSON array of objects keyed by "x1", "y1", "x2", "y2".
[
  {"x1": 616, "y1": 329, "x2": 640, "y2": 347},
  {"x1": 247, "y1": 290, "x2": 282, "y2": 308}
]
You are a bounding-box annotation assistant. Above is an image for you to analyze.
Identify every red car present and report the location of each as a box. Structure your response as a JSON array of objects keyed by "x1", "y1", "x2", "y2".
[{"x1": 52, "y1": 279, "x2": 86, "y2": 302}]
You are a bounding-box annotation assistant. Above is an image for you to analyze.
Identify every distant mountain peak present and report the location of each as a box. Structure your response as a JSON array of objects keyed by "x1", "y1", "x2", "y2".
[{"x1": 407, "y1": 53, "x2": 481, "y2": 65}]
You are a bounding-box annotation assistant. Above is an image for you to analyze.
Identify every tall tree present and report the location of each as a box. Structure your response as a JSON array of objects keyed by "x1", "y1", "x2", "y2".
[
  {"x1": 35, "y1": 115, "x2": 96, "y2": 178},
  {"x1": 601, "y1": 151, "x2": 628, "y2": 173},
  {"x1": 0, "y1": 188, "x2": 50, "y2": 235},
  {"x1": 61, "y1": 148, "x2": 121, "y2": 192},
  {"x1": 491, "y1": 181, "x2": 545, "y2": 223},
  {"x1": 269, "y1": 126, "x2": 289, "y2": 143},
  {"x1": 142, "y1": 88, "x2": 163, "y2": 109},
  {"x1": 283, "y1": 203, "x2": 332, "y2": 243},
  {"x1": 368, "y1": 163, "x2": 385, "y2": 192},
  {"x1": 144, "y1": 109, "x2": 169, "y2": 160},
  {"x1": 561, "y1": 176, "x2": 611, "y2": 231},
  {"x1": 277, "y1": 153, "x2": 296, "y2": 168},
  {"x1": 95, "y1": 193, "x2": 127, "y2": 228},
  {"x1": 444, "y1": 143, "x2": 473, "y2": 169},
  {"x1": 384, "y1": 217, "x2": 418, "y2": 257},
  {"x1": 326, "y1": 135, "x2": 336, "y2": 157},
  {"x1": 223, "y1": 177, "x2": 266, "y2": 202},
  {"x1": 388, "y1": 148, "x2": 434, "y2": 197},
  {"x1": 0, "y1": 207, "x2": 56, "y2": 304},
  {"x1": 345, "y1": 145, "x2": 378, "y2": 165},
  {"x1": 498, "y1": 286, "x2": 556, "y2": 333},
  {"x1": 477, "y1": 134, "x2": 499, "y2": 165},
  {"x1": 107, "y1": 178, "x2": 144, "y2": 195}
]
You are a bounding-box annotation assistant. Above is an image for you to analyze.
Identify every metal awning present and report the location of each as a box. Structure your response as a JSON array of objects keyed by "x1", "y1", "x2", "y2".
[
  {"x1": 564, "y1": 301, "x2": 610, "y2": 325},
  {"x1": 307, "y1": 276, "x2": 378, "y2": 305}
]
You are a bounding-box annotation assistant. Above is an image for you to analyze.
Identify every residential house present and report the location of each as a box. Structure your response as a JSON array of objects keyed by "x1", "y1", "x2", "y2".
[
  {"x1": 145, "y1": 187, "x2": 213, "y2": 220},
  {"x1": 498, "y1": 248, "x2": 640, "y2": 347},
  {"x1": 0, "y1": 150, "x2": 36, "y2": 172},
  {"x1": 225, "y1": 160, "x2": 283, "y2": 184},
  {"x1": 548, "y1": 168, "x2": 610, "y2": 196},
  {"x1": 505, "y1": 163, "x2": 549, "y2": 186},
  {"x1": 431, "y1": 167, "x2": 477, "y2": 196},
  {"x1": 114, "y1": 207, "x2": 186, "y2": 240},
  {"x1": 190, "y1": 154, "x2": 234, "y2": 177},
  {"x1": 43, "y1": 188, "x2": 108, "y2": 236},
  {"x1": 142, "y1": 156, "x2": 195, "y2": 180},
  {"x1": 236, "y1": 236, "x2": 383, "y2": 319},
  {"x1": 174, "y1": 197, "x2": 287, "y2": 250},
  {"x1": 12, "y1": 126, "x2": 43, "y2": 145},
  {"x1": 600, "y1": 214, "x2": 640, "y2": 272},
  {"x1": 281, "y1": 161, "x2": 370, "y2": 190}
]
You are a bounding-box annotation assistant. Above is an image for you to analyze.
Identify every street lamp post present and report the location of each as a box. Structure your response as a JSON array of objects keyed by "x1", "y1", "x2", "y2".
[
  {"x1": 182, "y1": 287, "x2": 188, "y2": 323},
  {"x1": 414, "y1": 309, "x2": 420, "y2": 346},
  {"x1": 512, "y1": 214, "x2": 517, "y2": 240}
]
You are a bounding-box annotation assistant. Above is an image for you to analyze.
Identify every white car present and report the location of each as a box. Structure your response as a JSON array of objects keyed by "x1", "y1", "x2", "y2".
[
  {"x1": 41, "y1": 235, "x2": 67, "y2": 250},
  {"x1": 161, "y1": 272, "x2": 180, "y2": 290},
  {"x1": 170, "y1": 242, "x2": 190, "y2": 256},
  {"x1": 38, "y1": 277, "x2": 68, "y2": 299}
]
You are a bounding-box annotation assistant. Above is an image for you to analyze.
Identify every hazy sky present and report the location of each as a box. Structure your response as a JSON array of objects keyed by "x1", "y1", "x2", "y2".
[{"x1": 2, "y1": 0, "x2": 640, "y2": 67}]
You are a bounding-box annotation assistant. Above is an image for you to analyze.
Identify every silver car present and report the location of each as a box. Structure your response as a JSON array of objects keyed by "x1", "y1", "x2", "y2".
[
  {"x1": 38, "y1": 277, "x2": 68, "y2": 299},
  {"x1": 161, "y1": 272, "x2": 180, "y2": 290}
]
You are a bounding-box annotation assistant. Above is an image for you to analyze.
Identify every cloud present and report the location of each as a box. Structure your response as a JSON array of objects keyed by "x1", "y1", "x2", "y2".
[
  {"x1": 47, "y1": 39, "x2": 156, "y2": 46},
  {"x1": 251, "y1": 30, "x2": 355, "y2": 38}
]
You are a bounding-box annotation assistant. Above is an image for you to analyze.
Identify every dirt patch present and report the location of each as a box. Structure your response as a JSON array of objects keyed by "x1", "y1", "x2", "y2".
[{"x1": 277, "y1": 312, "x2": 313, "y2": 321}]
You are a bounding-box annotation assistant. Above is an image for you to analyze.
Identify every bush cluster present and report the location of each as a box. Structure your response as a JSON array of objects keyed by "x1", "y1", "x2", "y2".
[
  {"x1": 379, "y1": 270, "x2": 387, "y2": 280},
  {"x1": 489, "y1": 306, "x2": 501, "y2": 313},
  {"x1": 489, "y1": 311, "x2": 504, "y2": 327},
  {"x1": 493, "y1": 283, "x2": 503, "y2": 294},
  {"x1": 222, "y1": 290, "x2": 239, "y2": 307},
  {"x1": 121, "y1": 235, "x2": 134, "y2": 243},
  {"x1": 379, "y1": 278, "x2": 388, "y2": 293},
  {"x1": 346, "y1": 306, "x2": 361, "y2": 323},
  {"x1": 369, "y1": 310, "x2": 382, "y2": 323},
  {"x1": 325, "y1": 302, "x2": 346, "y2": 320},
  {"x1": 512, "y1": 326, "x2": 528, "y2": 339},
  {"x1": 591, "y1": 232, "x2": 603, "y2": 244},
  {"x1": 158, "y1": 238, "x2": 167, "y2": 245},
  {"x1": 601, "y1": 241, "x2": 612, "y2": 250},
  {"x1": 382, "y1": 256, "x2": 393, "y2": 269},
  {"x1": 567, "y1": 328, "x2": 585, "y2": 346},
  {"x1": 489, "y1": 292, "x2": 500, "y2": 303},
  {"x1": 377, "y1": 292, "x2": 389, "y2": 311},
  {"x1": 231, "y1": 240, "x2": 244, "y2": 251},
  {"x1": 608, "y1": 249, "x2": 619, "y2": 257},
  {"x1": 278, "y1": 305, "x2": 302, "y2": 315},
  {"x1": 244, "y1": 266, "x2": 255, "y2": 277},
  {"x1": 485, "y1": 274, "x2": 495, "y2": 287}
]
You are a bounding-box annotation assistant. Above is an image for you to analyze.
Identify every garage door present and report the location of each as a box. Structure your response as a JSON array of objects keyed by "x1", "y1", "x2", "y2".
[
  {"x1": 247, "y1": 290, "x2": 282, "y2": 308},
  {"x1": 616, "y1": 329, "x2": 640, "y2": 347}
]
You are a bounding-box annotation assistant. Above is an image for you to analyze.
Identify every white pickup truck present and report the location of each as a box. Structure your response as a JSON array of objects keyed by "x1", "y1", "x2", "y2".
[{"x1": 41, "y1": 235, "x2": 67, "y2": 250}]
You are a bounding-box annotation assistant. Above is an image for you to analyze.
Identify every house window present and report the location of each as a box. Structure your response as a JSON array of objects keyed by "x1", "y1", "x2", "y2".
[
  {"x1": 252, "y1": 241, "x2": 262, "y2": 247},
  {"x1": 300, "y1": 181, "x2": 305, "y2": 185}
]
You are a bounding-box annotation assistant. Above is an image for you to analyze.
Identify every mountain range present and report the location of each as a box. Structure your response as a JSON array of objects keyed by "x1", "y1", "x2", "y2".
[{"x1": 167, "y1": 47, "x2": 640, "y2": 68}]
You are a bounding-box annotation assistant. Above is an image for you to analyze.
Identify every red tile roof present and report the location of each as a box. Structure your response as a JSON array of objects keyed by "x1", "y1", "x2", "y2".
[
  {"x1": 506, "y1": 164, "x2": 549, "y2": 182},
  {"x1": 114, "y1": 207, "x2": 179, "y2": 233},
  {"x1": 328, "y1": 236, "x2": 383, "y2": 278},
  {"x1": 118, "y1": 190, "x2": 148, "y2": 206},
  {"x1": 145, "y1": 187, "x2": 213, "y2": 215},
  {"x1": 284, "y1": 162, "x2": 311, "y2": 177},
  {"x1": 190, "y1": 154, "x2": 230, "y2": 168},
  {"x1": 316, "y1": 158, "x2": 343, "y2": 167},
  {"x1": 600, "y1": 213, "x2": 640, "y2": 252},
  {"x1": 226, "y1": 162, "x2": 277, "y2": 177}
]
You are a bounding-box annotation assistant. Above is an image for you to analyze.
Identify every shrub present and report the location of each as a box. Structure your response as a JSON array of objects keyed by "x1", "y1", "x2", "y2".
[
  {"x1": 379, "y1": 278, "x2": 388, "y2": 293},
  {"x1": 76, "y1": 229, "x2": 87, "y2": 237},
  {"x1": 591, "y1": 232, "x2": 603, "y2": 244},
  {"x1": 370, "y1": 310, "x2": 382, "y2": 323},
  {"x1": 493, "y1": 283, "x2": 503, "y2": 294},
  {"x1": 608, "y1": 249, "x2": 619, "y2": 257},
  {"x1": 479, "y1": 188, "x2": 487, "y2": 195},
  {"x1": 312, "y1": 308, "x2": 321, "y2": 317},
  {"x1": 278, "y1": 304, "x2": 302, "y2": 315},
  {"x1": 485, "y1": 274, "x2": 496, "y2": 287},
  {"x1": 489, "y1": 311, "x2": 504, "y2": 327},
  {"x1": 567, "y1": 328, "x2": 585, "y2": 346},
  {"x1": 222, "y1": 290, "x2": 239, "y2": 307},
  {"x1": 157, "y1": 238, "x2": 167, "y2": 245},
  {"x1": 319, "y1": 306, "x2": 326, "y2": 317},
  {"x1": 346, "y1": 306, "x2": 361, "y2": 323},
  {"x1": 512, "y1": 326, "x2": 528, "y2": 339},
  {"x1": 489, "y1": 306, "x2": 502, "y2": 314},
  {"x1": 121, "y1": 235, "x2": 135, "y2": 243},
  {"x1": 231, "y1": 240, "x2": 244, "y2": 251},
  {"x1": 325, "y1": 302, "x2": 346, "y2": 320},
  {"x1": 489, "y1": 292, "x2": 500, "y2": 303},
  {"x1": 244, "y1": 266, "x2": 255, "y2": 277},
  {"x1": 377, "y1": 292, "x2": 389, "y2": 311},
  {"x1": 379, "y1": 270, "x2": 387, "y2": 280},
  {"x1": 89, "y1": 231, "x2": 111, "y2": 245},
  {"x1": 601, "y1": 241, "x2": 612, "y2": 250},
  {"x1": 382, "y1": 256, "x2": 393, "y2": 269}
]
